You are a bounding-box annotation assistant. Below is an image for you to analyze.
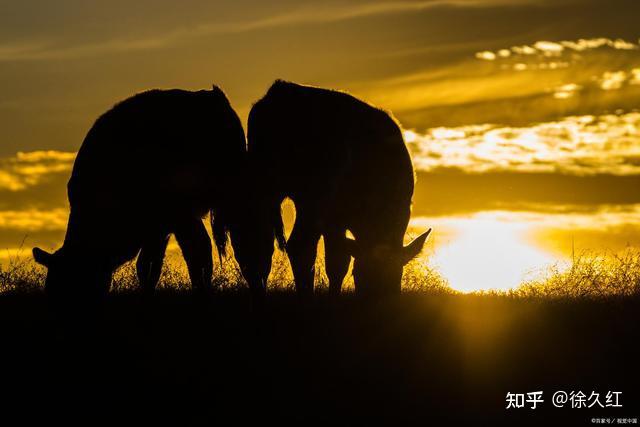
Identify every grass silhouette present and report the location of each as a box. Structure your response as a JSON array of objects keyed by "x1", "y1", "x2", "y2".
[
  {"x1": 3, "y1": 247, "x2": 640, "y2": 298},
  {"x1": 514, "y1": 249, "x2": 640, "y2": 299},
  {"x1": 1, "y1": 249, "x2": 638, "y2": 425}
]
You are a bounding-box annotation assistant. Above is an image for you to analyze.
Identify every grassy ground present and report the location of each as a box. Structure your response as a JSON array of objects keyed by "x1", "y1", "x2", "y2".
[
  {"x1": 4, "y1": 248, "x2": 640, "y2": 298},
  {"x1": 1, "y1": 252, "x2": 639, "y2": 425}
]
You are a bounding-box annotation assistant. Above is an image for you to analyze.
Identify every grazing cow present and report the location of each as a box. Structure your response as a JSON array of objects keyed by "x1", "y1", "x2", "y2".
[
  {"x1": 32, "y1": 87, "x2": 247, "y2": 298},
  {"x1": 245, "y1": 80, "x2": 430, "y2": 296}
]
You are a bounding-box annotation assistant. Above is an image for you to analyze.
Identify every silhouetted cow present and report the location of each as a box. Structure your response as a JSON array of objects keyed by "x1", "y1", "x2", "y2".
[
  {"x1": 32, "y1": 87, "x2": 246, "y2": 298},
  {"x1": 245, "y1": 80, "x2": 430, "y2": 296}
]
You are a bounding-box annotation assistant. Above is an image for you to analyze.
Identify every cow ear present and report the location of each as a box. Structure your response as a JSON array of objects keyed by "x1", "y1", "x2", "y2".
[
  {"x1": 33, "y1": 247, "x2": 53, "y2": 267},
  {"x1": 402, "y1": 229, "x2": 431, "y2": 265}
]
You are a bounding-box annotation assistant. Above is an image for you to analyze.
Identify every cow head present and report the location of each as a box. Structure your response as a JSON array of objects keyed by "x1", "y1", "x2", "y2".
[
  {"x1": 229, "y1": 217, "x2": 273, "y2": 297},
  {"x1": 345, "y1": 229, "x2": 431, "y2": 295},
  {"x1": 32, "y1": 246, "x2": 112, "y2": 298},
  {"x1": 227, "y1": 194, "x2": 284, "y2": 298}
]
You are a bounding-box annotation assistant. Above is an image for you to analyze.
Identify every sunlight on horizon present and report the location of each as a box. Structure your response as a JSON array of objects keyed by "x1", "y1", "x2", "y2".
[{"x1": 423, "y1": 216, "x2": 565, "y2": 292}]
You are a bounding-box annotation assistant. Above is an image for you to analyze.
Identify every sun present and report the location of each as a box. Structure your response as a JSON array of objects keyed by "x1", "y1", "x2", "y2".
[{"x1": 428, "y1": 215, "x2": 561, "y2": 292}]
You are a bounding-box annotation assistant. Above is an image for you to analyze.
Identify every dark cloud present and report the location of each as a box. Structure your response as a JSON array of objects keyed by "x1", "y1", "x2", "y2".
[
  {"x1": 413, "y1": 169, "x2": 640, "y2": 215},
  {"x1": 0, "y1": 174, "x2": 68, "y2": 211},
  {"x1": 1, "y1": 0, "x2": 639, "y2": 156},
  {"x1": 398, "y1": 84, "x2": 640, "y2": 130}
]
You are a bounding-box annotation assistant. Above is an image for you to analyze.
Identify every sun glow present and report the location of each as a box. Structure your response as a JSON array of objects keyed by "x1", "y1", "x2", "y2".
[{"x1": 426, "y1": 216, "x2": 562, "y2": 292}]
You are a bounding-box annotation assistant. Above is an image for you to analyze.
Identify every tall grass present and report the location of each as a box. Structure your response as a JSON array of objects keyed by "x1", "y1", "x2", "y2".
[
  {"x1": 2, "y1": 248, "x2": 640, "y2": 298},
  {"x1": 511, "y1": 249, "x2": 640, "y2": 299},
  {"x1": 0, "y1": 255, "x2": 45, "y2": 294}
]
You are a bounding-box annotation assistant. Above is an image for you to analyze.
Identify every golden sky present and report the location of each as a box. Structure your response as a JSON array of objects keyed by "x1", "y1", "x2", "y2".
[{"x1": 1, "y1": 0, "x2": 640, "y2": 289}]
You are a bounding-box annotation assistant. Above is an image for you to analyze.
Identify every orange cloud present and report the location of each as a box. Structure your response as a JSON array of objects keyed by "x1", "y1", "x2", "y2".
[
  {"x1": 476, "y1": 37, "x2": 639, "y2": 61},
  {"x1": 0, "y1": 151, "x2": 75, "y2": 191},
  {"x1": 0, "y1": 208, "x2": 67, "y2": 232},
  {"x1": 405, "y1": 112, "x2": 640, "y2": 175}
]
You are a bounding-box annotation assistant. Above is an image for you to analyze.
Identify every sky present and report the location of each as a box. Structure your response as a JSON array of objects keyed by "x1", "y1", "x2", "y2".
[{"x1": 1, "y1": 0, "x2": 639, "y2": 290}]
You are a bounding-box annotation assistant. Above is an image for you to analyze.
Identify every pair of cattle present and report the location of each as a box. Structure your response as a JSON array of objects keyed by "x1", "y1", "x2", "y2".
[{"x1": 32, "y1": 80, "x2": 431, "y2": 298}]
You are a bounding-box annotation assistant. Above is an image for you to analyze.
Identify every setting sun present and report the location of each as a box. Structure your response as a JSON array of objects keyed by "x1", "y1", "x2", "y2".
[{"x1": 423, "y1": 215, "x2": 564, "y2": 292}]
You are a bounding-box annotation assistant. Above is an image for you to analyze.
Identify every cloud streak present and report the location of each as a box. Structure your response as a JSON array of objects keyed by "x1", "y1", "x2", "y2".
[
  {"x1": 0, "y1": 208, "x2": 67, "y2": 232},
  {"x1": 0, "y1": 0, "x2": 524, "y2": 62},
  {"x1": 0, "y1": 151, "x2": 75, "y2": 191},
  {"x1": 350, "y1": 33, "x2": 640, "y2": 130},
  {"x1": 475, "y1": 37, "x2": 640, "y2": 61},
  {"x1": 405, "y1": 112, "x2": 640, "y2": 175}
]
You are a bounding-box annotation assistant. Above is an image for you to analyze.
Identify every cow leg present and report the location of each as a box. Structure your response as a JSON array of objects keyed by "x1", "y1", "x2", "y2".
[
  {"x1": 287, "y1": 213, "x2": 321, "y2": 296},
  {"x1": 324, "y1": 229, "x2": 351, "y2": 296},
  {"x1": 136, "y1": 233, "x2": 170, "y2": 295},
  {"x1": 174, "y1": 218, "x2": 213, "y2": 294}
]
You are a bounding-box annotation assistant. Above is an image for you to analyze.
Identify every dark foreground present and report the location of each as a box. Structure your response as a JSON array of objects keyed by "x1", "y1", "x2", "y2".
[{"x1": 1, "y1": 290, "x2": 638, "y2": 425}]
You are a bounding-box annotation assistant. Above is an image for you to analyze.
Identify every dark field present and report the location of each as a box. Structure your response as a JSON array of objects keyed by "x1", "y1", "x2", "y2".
[{"x1": 1, "y1": 287, "x2": 638, "y2": 426}]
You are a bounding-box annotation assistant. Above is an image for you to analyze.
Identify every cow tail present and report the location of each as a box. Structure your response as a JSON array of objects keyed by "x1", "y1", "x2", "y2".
[{"x1": 210, "y1": 208, "x2": 228, "y2": 259}]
